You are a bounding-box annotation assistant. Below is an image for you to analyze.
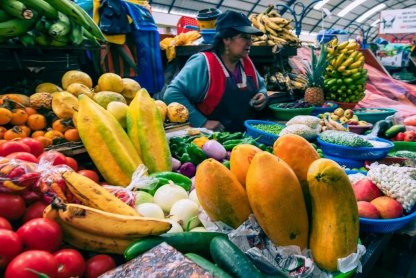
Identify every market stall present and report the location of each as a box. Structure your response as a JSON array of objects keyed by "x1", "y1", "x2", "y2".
[{"x1": 0, "y1": 0, "x2": 416, "y2": 278}]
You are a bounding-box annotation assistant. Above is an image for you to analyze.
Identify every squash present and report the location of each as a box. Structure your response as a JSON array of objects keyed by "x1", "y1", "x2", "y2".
[
  {"x1": 229, "y1": 144, "x2": 261, "y2": 188},
  {"x1": 307, "y1": 158, "x2": 359, "y2": 272},
  {"x1": 273, "y1": 134, "x2": 320, "y2": 214},
  {"x1": 195, "y1": 158, "x2": 251, "y2": 228},
  {"x1": 246, "y1": 152, "x2": 309, "y2": 249}
]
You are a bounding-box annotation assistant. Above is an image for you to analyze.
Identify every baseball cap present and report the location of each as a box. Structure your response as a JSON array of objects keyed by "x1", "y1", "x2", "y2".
[{"x1": 216, "y1": 10, "x2": 263, "y2": 36}]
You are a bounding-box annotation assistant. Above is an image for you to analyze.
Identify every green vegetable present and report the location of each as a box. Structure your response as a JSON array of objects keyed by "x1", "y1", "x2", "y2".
[
  {"x1": 186, "y1": 143, "x2": 208, "y2": 164},
  {"x1": 124, "y1": 232, "x2": 226, "y2": 260},
  {"x1": 319, "y1": 130, "x2": 373, "y2": 147},
  {"x1": 210, "y1": 236, "x2": 263, "y2": 278},
  {"x1": 149, "y1": 172, "x2": 192, "y2": 191},
  {"x1": 394, "y1": 150, "x2": 416, "y2": 160},
  {"x1": 384, "y1": 124, "x2": 406, "y2": 138},
  {"x1": 251, "y1": 124, "x2": 284, "y2": 135},
  {"x1": 185, "y1": 253, "x2": 232, "y2": 278},
  {"x1": 222, "y1": 137, "x2": 258, "y2": 151},
  {"x1": 139, "y1": 177, "x2": 170, "y2": 195},
  {"x1": 222, "y1": 160, "x2": 230, "y2": 169}
]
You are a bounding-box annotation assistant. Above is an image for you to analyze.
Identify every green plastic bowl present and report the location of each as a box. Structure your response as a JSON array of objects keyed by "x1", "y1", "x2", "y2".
[
  {"x1": 392, "y1": 141, "x2": 416, "y2": 152},
  {"x1": 353, "y1": 108, "x2": 397, "y2": 124},
  {"x1": 268, "y1": 104, "x2": 314, "y2": 121}
]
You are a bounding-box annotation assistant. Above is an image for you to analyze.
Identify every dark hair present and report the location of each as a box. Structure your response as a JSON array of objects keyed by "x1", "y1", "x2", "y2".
[{"x1": 210, "y1": 28, "x2": 241, "y2": 53}]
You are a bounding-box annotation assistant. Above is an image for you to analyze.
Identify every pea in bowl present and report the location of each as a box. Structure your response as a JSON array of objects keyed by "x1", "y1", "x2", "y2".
[
  {"x1": 353, "y1": 108, "x2": 397, "y2": 124},
  {"x1": 244, "y1": 120, "x2": 285, "y2": 146}
]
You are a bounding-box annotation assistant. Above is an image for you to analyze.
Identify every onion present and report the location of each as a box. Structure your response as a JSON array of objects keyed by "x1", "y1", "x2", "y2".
[
  {"x1": 135, "y1": 191, "x2": 154, "y2": 206},
  {"x1": 154, "y1": 183, "x2": 188, "y2": 213},
  {"x1": 178, "y1": 162, "x2": 196, "y2": 178},
  {"x1": 171, "y1": 157, "x2": 181, "y2": 171},
  {"x1": 202, "y1": 140, "x2": 227, "y2": 161},
  {"x1": 189, "y1": 189, "x2": 200, "y2": 206},
  {"x1": 169, "y1": 199, "x2": 200, "y2": 230},
  {"x1": 166, "y1": 220, "x2": 184, "y2": 233},
  {"x1": 190, "y1": 226, "x2": 207, "y2": 232},
  {"x1": 135, "y1": 203, "x2": 165, "y2": 219}
]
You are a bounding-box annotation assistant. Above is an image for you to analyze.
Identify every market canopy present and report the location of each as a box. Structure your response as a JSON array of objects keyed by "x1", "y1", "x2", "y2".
[{"x1": 149, "y1": 0, "x2": 416, "y2": 40}]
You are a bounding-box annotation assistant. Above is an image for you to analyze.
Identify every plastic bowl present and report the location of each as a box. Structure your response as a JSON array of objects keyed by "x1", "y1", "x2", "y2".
[
  {"x1": 360, "y1": 207, "x2": 416, "y2": 233},
  {"x1": 317, "y1": 137, "x2": 394, "y2": 161},
  {"x1": 324, "y1": 154, "x2": 365, "y2": 169},
  {"x1": 347, "y1": 123, "x2": 373, "y2": 134},
  {"x1": 333, "y1": 101, "x2": 358, "y2": 110},
  {"x1": 353, "y1": 108, "x2": 397, "y2": 124},
  {"x1": 200, "y1": 29, "x2": 216, "y2": 44},
  {"x1": 311, "y1": 101, "x2": 338, "y2": 116},
  {"x1": 268, "y1": 104, "x2": 314, "y2": 121},
  {"x1": 244, "y1": 120, "x2": 285, "y2": 146}
]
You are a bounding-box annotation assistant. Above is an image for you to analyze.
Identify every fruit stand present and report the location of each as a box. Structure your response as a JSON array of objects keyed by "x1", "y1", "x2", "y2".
[{"x1": 1, "y1": 0, "x2": 416, "y2": 278}]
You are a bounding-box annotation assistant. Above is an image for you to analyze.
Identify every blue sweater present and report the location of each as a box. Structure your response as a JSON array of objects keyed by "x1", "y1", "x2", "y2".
[{"x1": 163, "y1": 53, "x2": 267, "y2": 127}]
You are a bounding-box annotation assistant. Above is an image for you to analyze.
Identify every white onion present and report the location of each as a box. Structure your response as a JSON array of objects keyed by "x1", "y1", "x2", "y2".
[
  {"x1": 135, "y1": 203, "x2": 165, "y2": 219},
  {"x1": 154, "y1": 183, "x2": 188, "y2": 213},
  {"x1": 189, "y1": 189, "x2": 200, "y2": 206},
  {"x1": 135, "y1": 191, "x2": 154, "y2": 206},
  {"x1": 166, "y1": 219, "x2": 184, "y2": 233},
  {"x1": 190, "y1": 226, "x2": 207, "y2": 232},
  {"x1": 169, "y1": 199, "x2": 200, "y2": 230}
]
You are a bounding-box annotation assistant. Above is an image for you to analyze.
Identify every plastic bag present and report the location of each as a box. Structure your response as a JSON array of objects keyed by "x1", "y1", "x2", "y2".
[{"x1": 0, "y1": 157, "x2": 40, "y2": 193}]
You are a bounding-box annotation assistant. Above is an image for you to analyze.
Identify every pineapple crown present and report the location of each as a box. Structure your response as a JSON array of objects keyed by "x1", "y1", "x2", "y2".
[{"x1": 304, "y1": 45, "x2": 328, "y2": 88}]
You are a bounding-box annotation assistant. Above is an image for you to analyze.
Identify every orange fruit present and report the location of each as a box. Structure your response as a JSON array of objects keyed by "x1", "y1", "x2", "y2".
[
  {"x1": 18, "y1": 125, "x2": 31, "y2": 137},
  {"x1": 52, "y1": 119, "x2": 72, "y2": 133},
  {"x1": 10, "y1": 109, "x2": 28, "y2": 125},
  {"x1": 25, "y1": 107, "x2": 37, "y2": 116},
  {"x1": 0, "y1": 108, "x2": 12, "y2": 125},
  {"x1": 34, "y1": 136, "x2": 52, "y2": 148},
  {"x1": 44, "y1": 129, "x2": 64, "y2": 141},
  {"x1": 4, "y1": 126, "x2": 27, "y2": 140},
  {"x1": 0, "y1": 126, "x2": 7, "y2": 139},
  {"x1": 27, "y1": 114, "x2": 47, "y2": 131},
  {"x1": 31, "y1": 130, "x2": 45, "y2": 138},
  {"x1": 64, "y1": 129, "x2": 80, "y2": 142}
]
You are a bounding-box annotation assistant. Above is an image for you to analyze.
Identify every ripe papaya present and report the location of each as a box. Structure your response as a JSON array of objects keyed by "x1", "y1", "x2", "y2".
[{"x1": 230, "y1": 144, "x2": 261, "y2": 188}]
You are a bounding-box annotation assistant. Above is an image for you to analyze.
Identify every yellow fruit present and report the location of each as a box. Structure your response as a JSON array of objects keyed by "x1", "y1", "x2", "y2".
[
  {"x1": 155, "y1": 100, "x2": 167, "y2": 122},
  {"x1": 29, "y1": 93, "x2": 53, "y2": 110},
  {"x1": 52, "y1": 91, "x2": 79, "y2": 119},
  {"x1": 121, "y1": 78, "x2": 141, "y2": 99},
  {"x1": 167, "y1": 102, "x2": 189, "y2": 123},
  {"x1": 93, "y1": 91, "x2": 127, "y2": 109},
  {"x1": 66, "y1": 83, "x2": 94, "y2": 98},
  {"x1": 98, "y1": 73, "x2": 124, "y2": 93},
  {"x1": 61, "y1": 70, "x2": 93, "y2": 90},
  {"x1": 35, "y1": 82, "x2": 63, "y2": 93},
  {"x1": 107, "y1": 101, "x2": 128, "y2": 128}
]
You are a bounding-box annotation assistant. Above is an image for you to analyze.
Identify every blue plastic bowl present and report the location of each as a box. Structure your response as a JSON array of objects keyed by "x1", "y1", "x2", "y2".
[
  {"x1": 353, "y1": 108, "x2": 397, "y2": 124},
  {"x1": 244, "y1": 120, "x2": 285, "y2": 146},
  {"x1": 311, "y1": 102, "x2": 338, "y2": 116},
  {"x1": 317, "y1": 137, "x2": 394, "y2": 161},
  {"x1": 360, "y1": 207, "x2": 416, "y2": 233},
  {"x1": 200, "y1": 29, "x2": 216, "y2": 44},
  {"x1": 324, "y1": 154, "x2": 365, "y2": 169}
]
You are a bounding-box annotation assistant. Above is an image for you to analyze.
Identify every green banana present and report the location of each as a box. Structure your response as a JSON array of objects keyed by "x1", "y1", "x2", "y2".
[
  {"x1": 50, "y1": 34, "x2": 69, "y2": 46},
  {"x1": 0, "y1": 9, "x2": 12, "y2": 22},
  {"x1": 46, "y1": 0, "x2": 105, "y2": 41},
  {"x1": 35, "y1": 17, "x2": 53, "y2": 32},
  {"x1": 57, "y1": 11, "x2": 70, "y2": 27},
  {"x1": 0, "y1": 13, "x2": 37, "y2": 37},
  {"x1": 49, "y1": 21, "x2": 70, "y2": 37},
  {"x1": 1, "y1": 0, "x2": 34, "y2": 20},
  {"x1": 70, "y1": 21, "x2": 83, "y2": 45},
  {"x1": 82, "y1": 27, "x2": 100, "y2": 46},
  {"x1": 34, "y1": 30, "x2": 50, "y2": 45},
  {"x1": 18, "y1": 0, "x2": 58, "y2": 20},
  {"x1": 19, "y1": 31, "x2": 35, "y2": 46}
]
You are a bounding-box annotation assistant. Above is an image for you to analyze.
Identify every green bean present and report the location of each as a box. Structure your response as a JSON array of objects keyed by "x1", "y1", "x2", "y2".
[{"x1": 251, "y1": 124, "x2": 284, "y2": 135}]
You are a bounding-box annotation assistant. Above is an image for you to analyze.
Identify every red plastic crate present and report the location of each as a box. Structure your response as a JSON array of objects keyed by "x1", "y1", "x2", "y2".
[{"x1": 177, "y1": 16, "x2": 198, "y2": 34}]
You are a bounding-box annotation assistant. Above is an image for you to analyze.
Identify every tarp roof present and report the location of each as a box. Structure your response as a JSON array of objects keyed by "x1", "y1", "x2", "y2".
[{"x1": 149, "y1": 0, "x2": 416, "y2": 40}]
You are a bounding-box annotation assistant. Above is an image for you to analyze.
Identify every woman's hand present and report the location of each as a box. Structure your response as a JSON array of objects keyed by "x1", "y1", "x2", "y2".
[
  {"x1": 250, "y1": 93, "x2": 268, "y2": 111},
  {"x1": 203, "y1": 120, "x2": 225, "y2": 131}
]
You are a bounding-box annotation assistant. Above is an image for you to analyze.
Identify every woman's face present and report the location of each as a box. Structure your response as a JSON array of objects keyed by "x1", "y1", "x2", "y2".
[{"x1": 224, "y1": 33, "x2": 252, "y2": 60}]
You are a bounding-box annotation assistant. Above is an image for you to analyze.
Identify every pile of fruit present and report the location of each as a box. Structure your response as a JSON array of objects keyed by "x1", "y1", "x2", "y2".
[
  {"x1": 318, "y1": 107, "x2": 371, "y2": 132},
  {"x1": 324, "y1": 39, "x2": 367, "y2": 103},
  {"x1": 249, "y1": 5, "x2": 300, "y2": 47},
  {"x1": 0, "y1": 0, "x2": 105, "y2": 46}
]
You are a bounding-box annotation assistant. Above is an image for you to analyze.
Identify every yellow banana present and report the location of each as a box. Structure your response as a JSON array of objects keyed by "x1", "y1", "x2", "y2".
[
  {"x1": 269, "y1": 17, "x2": 289, "y2": 25},
  {"x1": 337, "y1": 66, "x2": 346, "y2": 72},
  {"x1": 334, "y1": 53, "x2": 346, "y2": 68},
  {"x1": 348, "y1": 60, "x2": 363, "y2": 69},
  {"x1": 62, "y1": 171, "x2": 140, "y2": 216},
  {"x1": 263, "y1": 17, "x2": 282, "y2": 31},
  {"x1": 269, "y1": 34, "x2": 287, "y2": 44},
  {"x1": 249, "y1": 14, "x2": 260, "y2": 29},
  {"x1": 329, "y1": 38, "x2": 338, "y2": 48},
  {"x1": 340, "y1": 57, "x2": 355, "y2": 68},
  {"x1": 256, "y1": 14, "x2": 266, "y2": 33},
  {"x1": 43, "y1": 204, "x2": 59, "y2": 220},
  {"x1": 339, "y1": 48, "x2": 349, "y2": 54},
  {"x1": 335, "y1": 41, "x2": 349, "y2": 51},
  {"x1": 346, "y1": 42, "x2": 358, "y2": 50},
  {"x1": 252, "y1": 40, "x2": 267, "y2": 46},
  {"x1": 57, "y1": 203, "x2": 171, "y2": 239},
  {"x1": 265, "y1": 24, "x2": 278, "y2": 36},
  {"x1": 268, "y1": 10, "x2": 280, "y2": 17}
]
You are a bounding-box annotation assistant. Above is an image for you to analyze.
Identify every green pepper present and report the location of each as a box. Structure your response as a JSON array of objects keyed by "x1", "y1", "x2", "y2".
[
  {"x1": 256, "y1": 143, "x2": 268, "y2": 151},
  {"x1": 178, "y1": 153, "x2": 193, "y2": 164},
  {"x1": 150, "y1": 172, "x2": 192, "y2": 191},
  {"x1": 222, "y1": 160, "x2": 230, "y2": 169},
  {"x1": 216, "y1": 132, "x2": 231, "y2": 143},
  {"x1": 221, "y1": 132, "x2": 243, "y2": 142},
  {"x1": 185, "y1": 135, "x2": 203, "y2": 143},
  {"x1": 222, "y1": 139, "x2": 245, "y2": 151},
  {"x1": 140, "y1": 177, "x2": 170, "y2": 195},
  {"x1": 186, "y1": 143, "x2": 208, "y2": 164}
]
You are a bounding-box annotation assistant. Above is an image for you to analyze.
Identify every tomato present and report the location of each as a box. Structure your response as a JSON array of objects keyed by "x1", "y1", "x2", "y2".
[
  {"x1": 17, "y1": 218, "x2": 62, "y2": 252},
  {"x1": 0, "y1": 216, "x2": 12, "y2": 230},
  {"x1": 38, "y1": 151, "x2": 67, "y2": 166},
  {"x1": 6, "y1": 152, "x2": 39, "y2": 163},
  {"x1": 5, "y1": 250, "x2": 58, "y2": 278},
  {"x1": 77, "y1": 170, "x2": 100, "y2": 183},
  {"x1": 0, "y1": 141, "x2": 31, "y2": 157},
  {"x1": 0, "y1": 229, "x2": 22, "y2": 268},
  {"x1": 19, "y1": 138, "x2": 44, "y2": 157},
  {"x1": 54, "y1": 249, "x2": 85, "y2": 278},
  {"x1": 64, "y1": 157, "x2": 78, "y2": 171},
  {"x1": 22, "y1": 201, "x2": 47, "y2": 223},
  {"x1": 85, "y1": 254, "x2": 116, "y2": 278},
  {"x1": 0, "y1": 193, "x2": 26, "y2": 221}
]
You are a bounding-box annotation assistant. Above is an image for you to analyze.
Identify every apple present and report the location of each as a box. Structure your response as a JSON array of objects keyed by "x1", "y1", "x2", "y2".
[
  {"x1": 343, "y1": 109, "x2": 354, "y2": 119},
  {"x1": 339, "y1": 116, "x2": 348, "y2": 124},
  {"x1": 334, "y1": 108, "x2": 345, "y2": 117},
  {"x1": 330, "y1": 114, "x2": 339, "y2": 121},
  {"x1": 357, "y1": 201, "x2": 381, "y2": 219},
  {"x1": 351, "y1": 115, "x2": 359, "y2": 121},
  {"x1": 352, "y1": 178, "x2": 383, "y2": 202},
  {"x1": 347, "y1": 120, "x2": 359, "y2": 125},
  {"x1": 107, "y1": 101, "x2": 128, "y2": 128},
  {"x1": 371, "y1": 196, "x2": 403, "y2": 219}
]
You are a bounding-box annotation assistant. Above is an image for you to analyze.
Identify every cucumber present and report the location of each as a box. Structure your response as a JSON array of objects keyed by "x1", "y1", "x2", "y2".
[
  {"x1": 185, "y1": 253, "x2": 232, "y2": 278},
  {"x1": 210, "y1": 236, "x2": 263, "y2": 278},
  {"x1": 384, "y1": 124, "x2": 406, "y2": 138},
  {"x1": 124, "y1": 232, "x2": 226, "y2": 261}
]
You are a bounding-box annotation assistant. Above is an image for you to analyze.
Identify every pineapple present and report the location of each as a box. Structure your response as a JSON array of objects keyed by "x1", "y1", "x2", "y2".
[{"x1": 304, "y1": 46, "x2": 328, "y2": 106}]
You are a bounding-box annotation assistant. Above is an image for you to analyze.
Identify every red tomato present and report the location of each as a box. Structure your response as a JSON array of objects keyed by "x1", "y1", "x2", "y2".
[
  {"x1": 54, "y1": 249, "x2": 85, "y2": 278},
  {"x1": 0, "y1": 229, "x2": 22, "y2": 268},
  {"x1": 22, "y1": 201, "x2": 47, "y2": 223},
  {"x1": 77, "y1": 170, "x2": 100, "y2": 183},
  {"x1": 0, "y1": 193, "x2": 26, "y2": 221},
  {"x1": 6, "y1": 152, "x2": 39, "y2": 163},
  {"x1": 17, "y1": 218, "x2": 62, "y2": 252},
  {"x1": 19, "y1": 138, "x2": 44, "y2": 157},
  {"x1": 5, "y1": 250, "x2": 58, "y2": 278},
  {"x1": 64, "y1": 157, "x2": 78, "y2": 171},
  {"x1": 0, "y1": 141, "x2": 31, "y2": 157},
  {"x1": 85, "y1": 254, "x2": 116, "y2": 278},
  {"x1": 38, "y1": 151, "x2": 67, "y2": 166},
  {"x1": 0, "y1": 216, "x2": 12, "y2": 230}
]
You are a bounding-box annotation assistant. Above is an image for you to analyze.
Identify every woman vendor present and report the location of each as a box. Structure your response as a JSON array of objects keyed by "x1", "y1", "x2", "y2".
[{"x1": 163, "y1": 10, "x2": 269, "y2": 132}]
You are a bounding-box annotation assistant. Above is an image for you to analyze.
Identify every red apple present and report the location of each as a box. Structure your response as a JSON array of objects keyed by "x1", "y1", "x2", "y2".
[
  {"x1": 352, "y1": 178, "x2": 383, "y2": 202},
  {"x1": 371, "y1": 196, "x2": 403, "y2": 219},
  {"x1": 357, "y1": 201, "x2": 381, "y2": 219}
]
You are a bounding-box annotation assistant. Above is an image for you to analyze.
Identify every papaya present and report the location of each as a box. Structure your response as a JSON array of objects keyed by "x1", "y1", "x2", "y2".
[
  {"x1": 246, "y1": 152, "x2": 308, "y2": 250},
  {"x1": 230, "y1": 144, "x2": 261, "y2": 188},
  {"x1": 273, "y1": 134, "x2": 320, "y2": 214},
  {"x1": 77, "y1": 95, "x2": 142, "y2": 186},
  {"x1": 126, "y1": 89, "x2": 172, "y2": 173},
  {"x1": 307, "y1": 158, "x2": 359, "y2": 272},
  {"x1": 195, "y1": 158, "x2": 251, "y2": 228}
]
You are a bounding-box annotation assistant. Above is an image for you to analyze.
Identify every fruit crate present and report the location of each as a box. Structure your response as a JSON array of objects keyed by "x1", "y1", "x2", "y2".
[{"x1": 45, "y1": 141, "x2": 86, "y2": 157}]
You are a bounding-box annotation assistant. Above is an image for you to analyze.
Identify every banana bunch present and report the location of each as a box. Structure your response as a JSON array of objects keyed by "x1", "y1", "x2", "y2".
[
  {"x1": 249, "y1": 5, "x2": 300, "y2": 47},
  {"x1": 324, "y1": 39, "x2": 367, "y2": 103},
  {"x1": 288, "y1": 73, "x2": 308, "y2": 90},
  {"x1": 0, "y1": 0, "x2": 105, "y2": 46},
  {"x1": 265, "y1": 70, "x2": 307, "y2": 91},
  {"x1": 44, "y1": 201, "x2": 172, "y2": 254}
]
